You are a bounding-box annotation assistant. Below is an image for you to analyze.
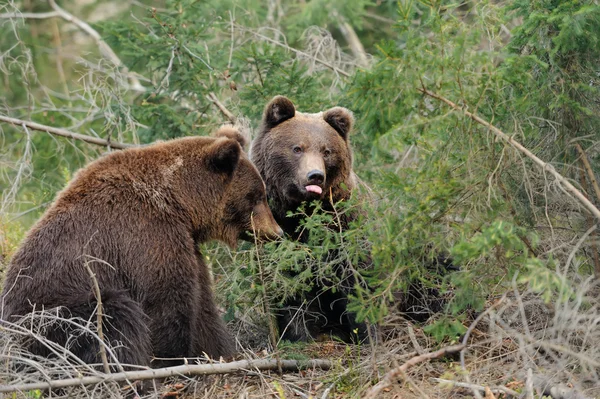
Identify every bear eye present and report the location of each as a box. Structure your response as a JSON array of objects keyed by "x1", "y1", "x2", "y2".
[
  {"x1": 323, "y1": 149, "x2": 332, "y2": 157},
  {"x1": 293, "y1": 146, "x2": 303, "y2": 154}
]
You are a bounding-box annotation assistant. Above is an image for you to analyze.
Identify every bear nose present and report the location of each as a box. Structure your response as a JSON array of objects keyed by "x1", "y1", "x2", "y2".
[{"x1": 307, "y1": 169, "x2": 325, "y2": 185}]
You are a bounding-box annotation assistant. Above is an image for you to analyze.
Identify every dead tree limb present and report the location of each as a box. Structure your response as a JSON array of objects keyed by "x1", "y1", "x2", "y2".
[
  {"x1": 364, "y1": 344, "x2": 466, "y2": 399},
  {"x1": 574, "y1": 143, "x2": 600, "y2": 204},
  {"x1": 333, "y1": 12, "x2": 368, "y2": 67},
  {"x1": 419, "y1": 88, "x2": 600, "y2": 221},
  {"x1": 0, "y1": 115, "x2": 135, "y2": 150},
  {"x1": 0, "y1": 358, "x2": 332, "y2": 393},
  {"x1": 577, "y1": 158, "x2": 600, "y2": 277},
  {"x1": 207, "y1": 92, "x2": 237, "y2": 124},
  {"x1": 0, "y1": 11, "x2": 60, "y2": 19}
]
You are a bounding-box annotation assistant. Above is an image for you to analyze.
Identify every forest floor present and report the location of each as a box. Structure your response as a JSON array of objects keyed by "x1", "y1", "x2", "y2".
[
  {"x1": 2, "y1": 288, "x2": 599, "y2": 398},
  {"x1": 143, "y1": 293, "x2": 600, "y2": 399}
]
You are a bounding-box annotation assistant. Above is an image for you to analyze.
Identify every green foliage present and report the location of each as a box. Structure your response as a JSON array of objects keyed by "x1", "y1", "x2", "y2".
[
  {"x1": 502, "y1": 0, "x2": 600, "y2": 167},
  {"x1": 3, "y1": 0, "x2": 600, "y2": 348},
  {"x1": 423, "y1": 315, "x2": 466, "y2": 342}
]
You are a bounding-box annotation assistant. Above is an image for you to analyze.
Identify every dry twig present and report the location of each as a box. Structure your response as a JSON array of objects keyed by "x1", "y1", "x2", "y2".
[
  {"x1": 364, "y1": 343, "x2": 466, "y2": 399},
  {"x1": 460, "y1": 295, "x2": 507, "y2": 399},
  {"x1": 431, "y1": 378, "x2": 519, "y2": 397},
  {"x1": 84, "y1": 263, "x2": 110, "y2": 375}
]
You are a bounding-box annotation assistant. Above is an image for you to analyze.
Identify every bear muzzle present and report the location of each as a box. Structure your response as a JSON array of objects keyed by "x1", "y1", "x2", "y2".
[{"x1": 304, "y1": 169, "x2": 325, "y2": 196}]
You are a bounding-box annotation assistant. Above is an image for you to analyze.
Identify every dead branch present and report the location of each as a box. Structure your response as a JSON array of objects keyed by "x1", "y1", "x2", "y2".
[
  {"x1": 0, "y1": 358, "x2": 332, "y2": 393},
  {"x1": 419, "y1": 88, "x2": 600, "y2": 221},
  {"x1": 460, "y1": 295, "x2": 507, "y2": 399},
  {"x1": 364, "y1": 344, "x2": 466, "y2": 399},
  {"x1": 334, "y1": 14, "x2": 368, "y2": 67},
  {"x1": 575, "y1": 143, "x2": 600, "y2": 204},
  {"x1": 0, "y1": 115, "x2": 135, "y2": 149},
  {"x1": 576, "y1": 164, "x2": 600, "y2": 277},
  {"x1": 47, "y1": 0, "x2": 145, "y2": 92},
  {"x1": 0, "y1": 11, "x2": 60, "y2": 19},
  {"x1": 525, "y1": 368, "x2": 534, "y2": 399},
  {"x1": 431, "y1": 378, "x2": 519, "y2": 397},
  {"x1": 207, "y1": 92, "x2": 237, "y2": 124}
]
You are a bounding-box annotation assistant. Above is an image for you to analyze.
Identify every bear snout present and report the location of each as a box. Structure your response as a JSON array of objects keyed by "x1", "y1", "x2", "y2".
[{"x1": 307, "y1": 169, "x2": 325, "y2": 185}]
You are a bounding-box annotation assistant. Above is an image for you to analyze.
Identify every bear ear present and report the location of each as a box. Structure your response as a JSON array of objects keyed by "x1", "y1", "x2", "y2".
[
  {"x1": 207, "y1": 138, "x2": 241, "y2": 175},
  {"x1": 263, "y1": 96, "x2": 295, "y2": 128},
  {"x1": 212, "y1": 125, "x2": 249, "y2": 151},
  {"x1": 323, "y1": 107, "x2": 354, "y2": 140}
]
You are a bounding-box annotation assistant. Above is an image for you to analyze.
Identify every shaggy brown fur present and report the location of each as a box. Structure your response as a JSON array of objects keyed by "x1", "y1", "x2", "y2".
[{"x1": 1, "y1": 135, "x2": 282, "y2": 367}]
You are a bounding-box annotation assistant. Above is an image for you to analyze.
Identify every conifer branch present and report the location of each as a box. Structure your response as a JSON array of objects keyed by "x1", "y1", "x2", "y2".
[
  {"x1": 419, "y1": 88, "x2": 600, "y2": 221},
  {"x1": 0, "y1": 115, "x2": 134, "y2": 150}
]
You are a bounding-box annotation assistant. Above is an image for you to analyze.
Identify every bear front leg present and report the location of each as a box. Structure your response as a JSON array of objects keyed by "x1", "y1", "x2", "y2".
[
  {"x1": 144, "y1": 282, "x2": 198, "y2": 367},
  {"x1": 192, "y1": 286, "x2": 235, "y2": 359}
]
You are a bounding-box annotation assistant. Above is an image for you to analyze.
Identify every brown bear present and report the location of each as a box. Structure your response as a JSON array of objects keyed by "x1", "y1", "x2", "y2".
[
  {"x1": 1, "y1": 132, "x2": 282, "y2": 368},
  {"x1": 251, "y1": 97, "x2": 456, "y2": 344},
  {"x1": 250, "y1": 96, "x2": 369, "y2": 343}
]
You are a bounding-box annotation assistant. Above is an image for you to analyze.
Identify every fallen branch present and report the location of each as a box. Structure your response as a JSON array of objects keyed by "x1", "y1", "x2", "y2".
[
  {"x1": 419, "y1": 88, "x2": 600, "y2": 221},
  {"x1": 0, "y1": 358, "x2": 332, "y2": 393},
  {"x1": 430, "y1": 378, "x2": 519, "y2": 397},
  {"x1": 0, "y1": 115, "x2": 134, "y2": 150},
  {"x1": 364, "y1": 344, "x2": 466, "y2": 399}
]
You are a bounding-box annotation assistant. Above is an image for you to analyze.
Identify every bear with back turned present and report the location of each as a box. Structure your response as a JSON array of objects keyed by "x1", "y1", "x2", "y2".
[
  {"x1": 1, "y1": 130, "x2": 282, "y2": 367},
  {"x1": 251, "y1": 96, "x2": 369, "y2": 343}
]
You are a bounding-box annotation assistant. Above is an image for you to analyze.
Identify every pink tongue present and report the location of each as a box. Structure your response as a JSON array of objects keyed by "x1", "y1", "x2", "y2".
[{"x1": 305, "y1": 185, "x2": 323, "y2": 194}]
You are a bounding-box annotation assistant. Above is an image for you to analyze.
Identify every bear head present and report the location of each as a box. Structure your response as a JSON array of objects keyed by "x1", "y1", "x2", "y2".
[
  {"x1": 204, "y1": 137, "x2": 283, "y2": 246},
  {"x1": 142, "y1": 136, "x2": 282, "y2": 246},
  {"x1": 251, "y1": 96, "x2": 356, "y2": 218}
]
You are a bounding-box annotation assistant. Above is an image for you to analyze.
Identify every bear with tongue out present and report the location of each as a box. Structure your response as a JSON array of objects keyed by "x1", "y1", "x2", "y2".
[
  {"x1": 251, "y1": 96, "x2": 358, "y2": 242},
  {"x1": 251, "y1": 96, "x2": 369, "y2": 343}
]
